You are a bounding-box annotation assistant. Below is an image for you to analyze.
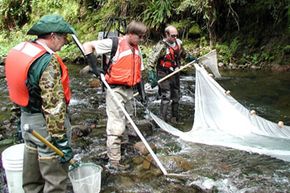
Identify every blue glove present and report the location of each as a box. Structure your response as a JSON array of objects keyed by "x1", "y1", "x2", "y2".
[
  {"x1": 52, "y1": 135, "x2": 73, "y2": 164},
  {"x1": 148, "y1": 70, "x2": 157, "y2": 88},
  {"x1": 69, "y1": 160, "x2": 80, "y2": 171}
]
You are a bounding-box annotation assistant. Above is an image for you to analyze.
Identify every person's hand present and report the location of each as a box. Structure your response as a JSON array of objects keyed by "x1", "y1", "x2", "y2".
[
  {"x1": 185, "y1": 54, "x2": 197, "y2": 63},
  {"x1": 69, "y1": 160, "x2": 80, "y2": 171},
  {"x1": 92, "y1": 67, "x2": 104, "y2": 77},
  {"x1": 136, "y1": 81, "x2": 148, "y2": 107},
  {"x1": 148, "y1": 70, "x2": 157, "y2": 88},
  {"x1": 52, "y1": 135, "x2": 73, "y2": 164},
  {"x1": 140, "y1": 94, "x2": 148, "y2": 107},
  {"x1": 85, "y1": 53, "x2": 103, "y2": 77}
]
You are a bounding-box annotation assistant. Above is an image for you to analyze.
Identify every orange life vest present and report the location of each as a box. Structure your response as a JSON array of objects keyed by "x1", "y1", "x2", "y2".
[
  {"x1": 105, "y1": 36, "x2": 142, "y2": 87},
  {"x1": 5, "y1": 41, "x2": 71, "y2": 107},
  {"x1": 159, "y1": 41, "x2": 181, "y2": 69}
]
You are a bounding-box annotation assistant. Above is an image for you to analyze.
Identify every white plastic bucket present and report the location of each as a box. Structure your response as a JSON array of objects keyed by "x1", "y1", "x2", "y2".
[
  {"x1": 68, "y1": 163, "x2": 102, "y2": 193},
  {"x1": 1, "y1": 143, "x2": 25, "y2": 193}
]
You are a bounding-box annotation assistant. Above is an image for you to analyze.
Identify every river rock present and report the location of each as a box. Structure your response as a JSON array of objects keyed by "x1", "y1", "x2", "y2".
[
  {"x1": 126, "y1": 119, "x2": 154, "y2": 137},
  {"x1": 0, "y1": 65, "x2": 4, "y2": 78},
  {"x1": 142, "y1": 155, "x2": 153, "y2": 169},
  {"x1": 79, "y1": 65, "x2": 91, "y2": 74},
  {"x1": 271, "y1": 64, "x2": 290, "y2": 72},
  {"x1": 162, "y1": 155, "x2": 193, "y2": 172},
  {"x1": 88, "y1": 78, "x2": 101, "y2": 88},
  {"x1": 71, "y1": 124, "x2": 92, "y2": 138},
  {"x1": 133, "y1": 141, "x2": 156, "y2": 155},
  {"x1": 1, "y1": 107, "x2": 7, "y2": 112}
]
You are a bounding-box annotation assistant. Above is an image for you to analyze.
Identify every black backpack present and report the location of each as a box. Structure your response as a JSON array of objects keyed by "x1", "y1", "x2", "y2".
[{"x1": 100, "y1": 17, "x2": 126, "y2": 73}]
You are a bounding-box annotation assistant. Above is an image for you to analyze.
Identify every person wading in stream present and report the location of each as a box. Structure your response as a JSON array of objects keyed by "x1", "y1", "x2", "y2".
[
  {"x1": 82, "y1": 21, "x2": 147, "y2": 172},
  {"x1": 147, "y1": 25, "x2": 195, "y2": 123},
  {"x1": 5, "y1": 15, "x2": 75, "y2": 193}
]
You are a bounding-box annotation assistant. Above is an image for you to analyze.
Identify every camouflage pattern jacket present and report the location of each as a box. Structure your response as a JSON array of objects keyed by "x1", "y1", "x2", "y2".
[{"x1": 147, "y1": 38, "x2": 186, "y2": 71}]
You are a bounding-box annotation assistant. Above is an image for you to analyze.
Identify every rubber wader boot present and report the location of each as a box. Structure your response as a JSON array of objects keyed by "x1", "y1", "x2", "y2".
[
  {"x1": 39, "y1": 158, "x2": 69, "y2": 193},
  {"x1": 171, "y1": 102, "x2": 180, "y2": 124},
  {"x1": 160, "y1": 102, "x2": 170, "y2": 122},
  {"x1": 105, "y1": 160, "x2": 130, "y2": 173},
  {"x1": 23, "y1": 146, "x2": 45, "y2": 193}
]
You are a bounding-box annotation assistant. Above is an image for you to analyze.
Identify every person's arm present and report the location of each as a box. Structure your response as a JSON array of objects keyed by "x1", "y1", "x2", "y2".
[
  {"x1": 83, "y1": 39, "x2": 113, "y2": 55},
  {"x1": 146, "y1": 41, "x2": 167, "y2": 88},
  {"x1": 82, "y1": 39, "x2": 113, "y2": 76},
  {"x1": 177, "y1": 39, "x2": 196, "y2": 63},
  {"x1": 39, "y1": 57, "x2": 67, "y2": 138},
  {"x1": 147, "y1": 41, "x2": 166, "y2": 70},
  {"x1": 39, "y1": 57, "x2": 73, "y2": 163}
]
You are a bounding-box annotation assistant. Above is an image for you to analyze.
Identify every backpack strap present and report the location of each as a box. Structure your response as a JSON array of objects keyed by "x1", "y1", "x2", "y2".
[
  {"x1": 102, "y1": 36, "x2": 119, "y2": 73},
  {"x1": 109, "y1": 36, "x2": 118, "y2": 62}
]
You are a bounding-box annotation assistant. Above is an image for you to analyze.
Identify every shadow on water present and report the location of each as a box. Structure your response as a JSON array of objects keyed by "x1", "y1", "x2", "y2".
[{"x1": 1, "y1": 64, "x2": 290, "y2": 192}]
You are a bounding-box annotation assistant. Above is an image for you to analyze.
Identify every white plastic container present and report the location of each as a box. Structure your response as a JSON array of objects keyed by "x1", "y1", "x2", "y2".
[
  {"x1": 68, "y1": 163, "x2": 102, "y2": 193},
  {"x1": 2, "y1": 143, "x2": 25, "y2": 193}
]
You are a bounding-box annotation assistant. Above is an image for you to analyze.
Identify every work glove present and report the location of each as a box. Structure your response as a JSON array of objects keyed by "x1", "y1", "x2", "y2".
[
  {"x1": 185, "y1": 54, "x2": 197, "y2": 63},
  {"x1": 136, "y1": 80, "x2": 148, "y2": 107},
  {"x1": 85, "y1": 53, "x2": 103, "y2": 77},
  {"x1": 148, "y1": 69, "x2": 158, "y2": 88},
  {"x1": 68, "y1": 160, "x2": 80, "y2": 171},
  {"x1": 52, "y1": 134, "x2": 73, "y2": 164}
]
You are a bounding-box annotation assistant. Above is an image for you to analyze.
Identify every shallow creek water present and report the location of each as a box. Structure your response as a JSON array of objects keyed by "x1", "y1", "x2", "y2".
[{"x1": 1, "y1": 64, "x2": 290, "y2": 192}]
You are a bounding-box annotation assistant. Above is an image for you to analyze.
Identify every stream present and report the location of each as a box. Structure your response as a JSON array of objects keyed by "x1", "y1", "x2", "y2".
[{"x1": 0, "y1": 64, "x2": 290, "y2": 193}]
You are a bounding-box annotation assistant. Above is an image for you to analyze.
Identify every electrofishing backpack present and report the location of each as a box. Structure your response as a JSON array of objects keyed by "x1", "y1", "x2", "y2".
[{"x1": 99, "y1": 17, "x2": 126, "y2": 73}]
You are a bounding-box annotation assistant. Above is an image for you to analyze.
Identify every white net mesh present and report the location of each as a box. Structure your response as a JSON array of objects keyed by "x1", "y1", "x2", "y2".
[
  {"x1": 198, "y1": 50, "x2": 221, "y2": 78},
  {"x1": 150, "y1": 51, "x2": 290, "y2": 162}
]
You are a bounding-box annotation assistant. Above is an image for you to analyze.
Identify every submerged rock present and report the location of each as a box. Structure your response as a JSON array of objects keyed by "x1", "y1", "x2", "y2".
[{"x1": 133, "y1": 141, "x2": 156, "y2": 155}]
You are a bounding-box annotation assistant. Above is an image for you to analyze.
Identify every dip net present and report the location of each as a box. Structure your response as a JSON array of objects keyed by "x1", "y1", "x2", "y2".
[{"x1": 149, "y1": 51, "x2": 290, "y2": 162}]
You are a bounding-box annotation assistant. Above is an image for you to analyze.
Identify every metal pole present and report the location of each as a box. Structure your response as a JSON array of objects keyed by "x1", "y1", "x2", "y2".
[{"x1": 72, "y1": 34, "x2": 86, "y2": 57}]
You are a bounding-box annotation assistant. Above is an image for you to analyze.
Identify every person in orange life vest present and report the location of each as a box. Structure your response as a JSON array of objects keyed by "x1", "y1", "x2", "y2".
[
  {"x1": 147, "y1": 25, "x2": 192, "y2": 123},
  {"x1": 82, "y1": 21, "x2": 147, "y2": 171},
  {"x1": 5, "y1": 15, "x2": 75, "y2": 193}
]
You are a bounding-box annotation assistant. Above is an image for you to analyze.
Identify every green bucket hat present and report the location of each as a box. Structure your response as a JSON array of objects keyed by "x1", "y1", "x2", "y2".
[{"x1": 27, "y1": 14, "x2": 76, "y2": 35}]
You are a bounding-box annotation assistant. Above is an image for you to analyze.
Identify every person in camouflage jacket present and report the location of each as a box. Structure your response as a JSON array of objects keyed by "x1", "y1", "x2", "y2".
[
  {"x1": 5, "y1": 15, "x2": 75, "y2": 193},
  {"x1": 147, "y1": 25, "x2": 188, "y2": 123}
]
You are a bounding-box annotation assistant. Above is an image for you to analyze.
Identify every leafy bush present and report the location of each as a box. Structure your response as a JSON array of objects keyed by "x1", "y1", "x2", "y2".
[
  {"x1": 0, "y1": 0, "x2": 31, "y2": 30},
  {"x1": 284, "y1": 45, "x2": 290, "y2": 54},
  {"x1": 215, "y1": 38, "x2": 240, "y2": 64},
  {"x1": 141, "y1": 0, "x2": 174, "y2": 29}
]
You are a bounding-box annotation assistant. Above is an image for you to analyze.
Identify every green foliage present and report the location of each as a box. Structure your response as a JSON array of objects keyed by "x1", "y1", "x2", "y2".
[
  {"x1": 0, "y1": 0, "x2": 31, "y2": 30},
  {"x1": 0, "y1": 26, "x2": 30, "y2": 56},
  {"x1": 189, "y1": 24, "x2": 201, "y2": 35},
  {"x1": 170, "y1": 20, "x2": 201, "y2": 39},
  {"x1": 141, "y1": 0, "x2": 174, "y2": 29},
  {"x1": 0, "y1": 0, "x2": 81, "y2": 55},
  {"x1": 288, "y1": 2, "x2": 290, "y2": 33},
  {"x1": 256, "y1": 0, "x2": 287, "y2": 24},
  {"x1": 0, "y1": 0, "x2": 289, "y2": 68},
  {"x1": 240, "y1": 52, "x2": 274, "y2": 66},
  {"x1": 30, "y1": 0, "x2": 80, "y2": 22},
  {"x1": 284, "y1": 45, "x2": 290, "y2": 54},
  {"x1": 215, "y1": 38, "x2": 240, "y2": 64}
]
